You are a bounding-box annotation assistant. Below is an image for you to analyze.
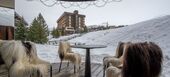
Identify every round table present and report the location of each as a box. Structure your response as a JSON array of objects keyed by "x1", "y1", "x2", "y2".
[{"x1": 71, "y1": 44, "x2": 107, "y2": 77}]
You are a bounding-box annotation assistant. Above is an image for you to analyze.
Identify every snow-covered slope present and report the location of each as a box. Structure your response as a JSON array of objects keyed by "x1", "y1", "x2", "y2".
[
  {"x1": 70, "y1": 15, "x2": 170, "y2": 56},
  {"x1": 37, "y1": 15, "x2": 170, "y2": 77},
  {"x1": 48, "y1": 34, "x2": 81, "y2": 45}
]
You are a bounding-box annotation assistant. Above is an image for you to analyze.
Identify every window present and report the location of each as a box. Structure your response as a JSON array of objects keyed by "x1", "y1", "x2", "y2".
[
  {"x1": 69, "y1": 16, "x2": 71, "y2": 27},
  {"x1": 79, "y1": 17, "x2": 81, "y2": 28}
]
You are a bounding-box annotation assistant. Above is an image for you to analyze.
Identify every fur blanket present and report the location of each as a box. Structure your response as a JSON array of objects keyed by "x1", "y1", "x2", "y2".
[
  {"x1": 58, "y1": 41, "x2": 81, "y2": 72},
  {"x1": 106, "y1": 63, "x2": 121, "y2": 77},
  {"x1": 0, "y1": 40, "x2": 50, "y2": 77}
]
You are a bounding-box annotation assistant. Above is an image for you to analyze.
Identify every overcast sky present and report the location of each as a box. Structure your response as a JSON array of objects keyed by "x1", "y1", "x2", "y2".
[{"x1": 15, "y1": 0, "x2": 170, "y2": 29}]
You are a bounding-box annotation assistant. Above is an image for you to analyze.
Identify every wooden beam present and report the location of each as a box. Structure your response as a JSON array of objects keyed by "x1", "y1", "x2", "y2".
[{"x1": 0, "y1": 0, "x2": 14, "y2": 9}]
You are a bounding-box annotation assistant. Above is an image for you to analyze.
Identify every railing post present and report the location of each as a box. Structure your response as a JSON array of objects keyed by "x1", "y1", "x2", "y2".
[{"x1": 8, "y1": 69, "x2": 10, "y2": 77}]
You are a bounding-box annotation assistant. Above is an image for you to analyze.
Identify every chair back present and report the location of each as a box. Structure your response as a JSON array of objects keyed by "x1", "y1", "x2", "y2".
[
  {"x1": 58, "y1": 42, "x2": 67, "y2": 59},
  {"x1": 65, "y1": 42, "x2": 73, "y2": 53},
  {"x1": 58, "y1": 41, "x2": 73, "y2": 59},
  {"x1": 115, "y1": 42, "x2": 124, "y2": 58}
]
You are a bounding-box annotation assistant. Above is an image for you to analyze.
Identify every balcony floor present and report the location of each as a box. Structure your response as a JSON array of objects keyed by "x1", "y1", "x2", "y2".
[{"x1": 0, "y1": 62, "x2": 104, "y2": 77}]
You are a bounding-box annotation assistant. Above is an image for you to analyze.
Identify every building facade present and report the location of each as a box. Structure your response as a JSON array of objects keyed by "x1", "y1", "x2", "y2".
[
  {"x1": 0, "y1": 26, "x2": 14, "y2": 40},
  {"x1": 57, "y1": 10, "x2": 86, "y2": 35},
  {"x1": 0, "y1": 10, "x2": 14, "y2": 40},
  {"x1": 0, "y1": 0, "x2": 14, "y2": 40}
]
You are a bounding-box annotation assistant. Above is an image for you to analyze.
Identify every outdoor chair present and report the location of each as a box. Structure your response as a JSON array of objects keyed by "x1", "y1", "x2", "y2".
[
  {"x1": 103, "y1": 42, "x2": 125, "y2": 77},
  {"x1": 106, "y1": 63, "x2": 122, "y2": 77},
  {"x1": 58, "y1": 41, "x2": 81, "y2": 73}
]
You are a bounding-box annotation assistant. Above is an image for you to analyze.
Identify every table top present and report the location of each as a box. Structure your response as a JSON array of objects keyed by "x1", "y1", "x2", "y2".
[{"x1": 71, "y1": 44, "x2": 107, "y2": 49}]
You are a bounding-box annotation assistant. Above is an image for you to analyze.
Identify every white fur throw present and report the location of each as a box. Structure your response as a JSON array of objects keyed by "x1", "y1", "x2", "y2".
[{"x1": 0, "y1": 40, "x2": 50, "y2": 77}]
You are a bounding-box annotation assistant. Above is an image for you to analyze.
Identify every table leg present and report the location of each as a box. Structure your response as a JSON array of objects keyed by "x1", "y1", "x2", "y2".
[
  {"x1": 85, "y1": 48, "x2": 91, "y2": 77},
  {"x1": 50, "y1": 64, "x2": 52, "y2": 77}
]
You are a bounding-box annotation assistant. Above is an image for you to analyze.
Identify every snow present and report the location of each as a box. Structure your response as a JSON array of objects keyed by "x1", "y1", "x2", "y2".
[
  {"x1": 48, "y1": 34, "x2": 81, "y2": 45},
  {"x1": 36, "y1": 15, "x2": 170, "y2": 77},
  {"x1": 49, "y1": 34, "x2": 81, "y2": 41},
  {"x1": 0, "y1": 7, "x2": 14, "y2": 26}
]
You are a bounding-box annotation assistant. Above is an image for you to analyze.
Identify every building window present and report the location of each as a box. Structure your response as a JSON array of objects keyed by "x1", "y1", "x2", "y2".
[
  {"x1": 76, "y1": 15, "x2": 78, "y2": 27},
  {"x1": 69, "y1": 16, "x2": 71, "y2": 27},
  {"x1": 79, "y1": 17, "x2": 81, "y2": 28}
]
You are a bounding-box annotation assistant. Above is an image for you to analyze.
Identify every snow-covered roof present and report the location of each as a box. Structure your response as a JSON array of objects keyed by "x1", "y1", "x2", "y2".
[{"x1": 0, "y1": 7, "x2": 14, "y2": 26}]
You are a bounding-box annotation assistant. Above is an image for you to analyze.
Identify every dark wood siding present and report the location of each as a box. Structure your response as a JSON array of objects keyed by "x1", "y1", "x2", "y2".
[{"x1": 0, "y1": 26, "x2": 14, "y2": 40}]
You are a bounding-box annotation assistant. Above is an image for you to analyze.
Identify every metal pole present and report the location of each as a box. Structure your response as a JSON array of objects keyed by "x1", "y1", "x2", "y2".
[
  {"x1": 85, "y1": 48, "x2": 91, "y2": 77},
  {"x1": 50, "y1": 64, "x2": 52, "y2": 77}
]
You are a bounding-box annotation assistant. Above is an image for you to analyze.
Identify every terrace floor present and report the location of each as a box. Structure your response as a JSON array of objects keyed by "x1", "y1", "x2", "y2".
[{"x1": 0, "y1": 62, "x2": 104, "y2": 77}]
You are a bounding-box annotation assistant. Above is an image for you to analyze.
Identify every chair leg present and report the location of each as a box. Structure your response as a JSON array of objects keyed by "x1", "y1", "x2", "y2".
[
  {"x1": 67, "y1": 61, "x2": 69, "y2": 67},
  {"x1": 59, "y1": 60, "x2": 62, "y2": 72},
  {"x1": 103, "y1": 65, "x2": 106, "y2": 77},
  {"x1": 79, "y1": 65, "x2": 81, "y2": 70},
  {"x1": 8, "y1": 69, "x2": 10, "y2": 77},
  {"x1": 74, "y1": 64, "x2": 76, "y2": 73}
]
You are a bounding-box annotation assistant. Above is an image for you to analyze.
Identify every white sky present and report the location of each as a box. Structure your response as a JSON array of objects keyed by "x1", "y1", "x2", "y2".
[{"x1": 15, "y1": 0, "x2": 170, "y2": 29}]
